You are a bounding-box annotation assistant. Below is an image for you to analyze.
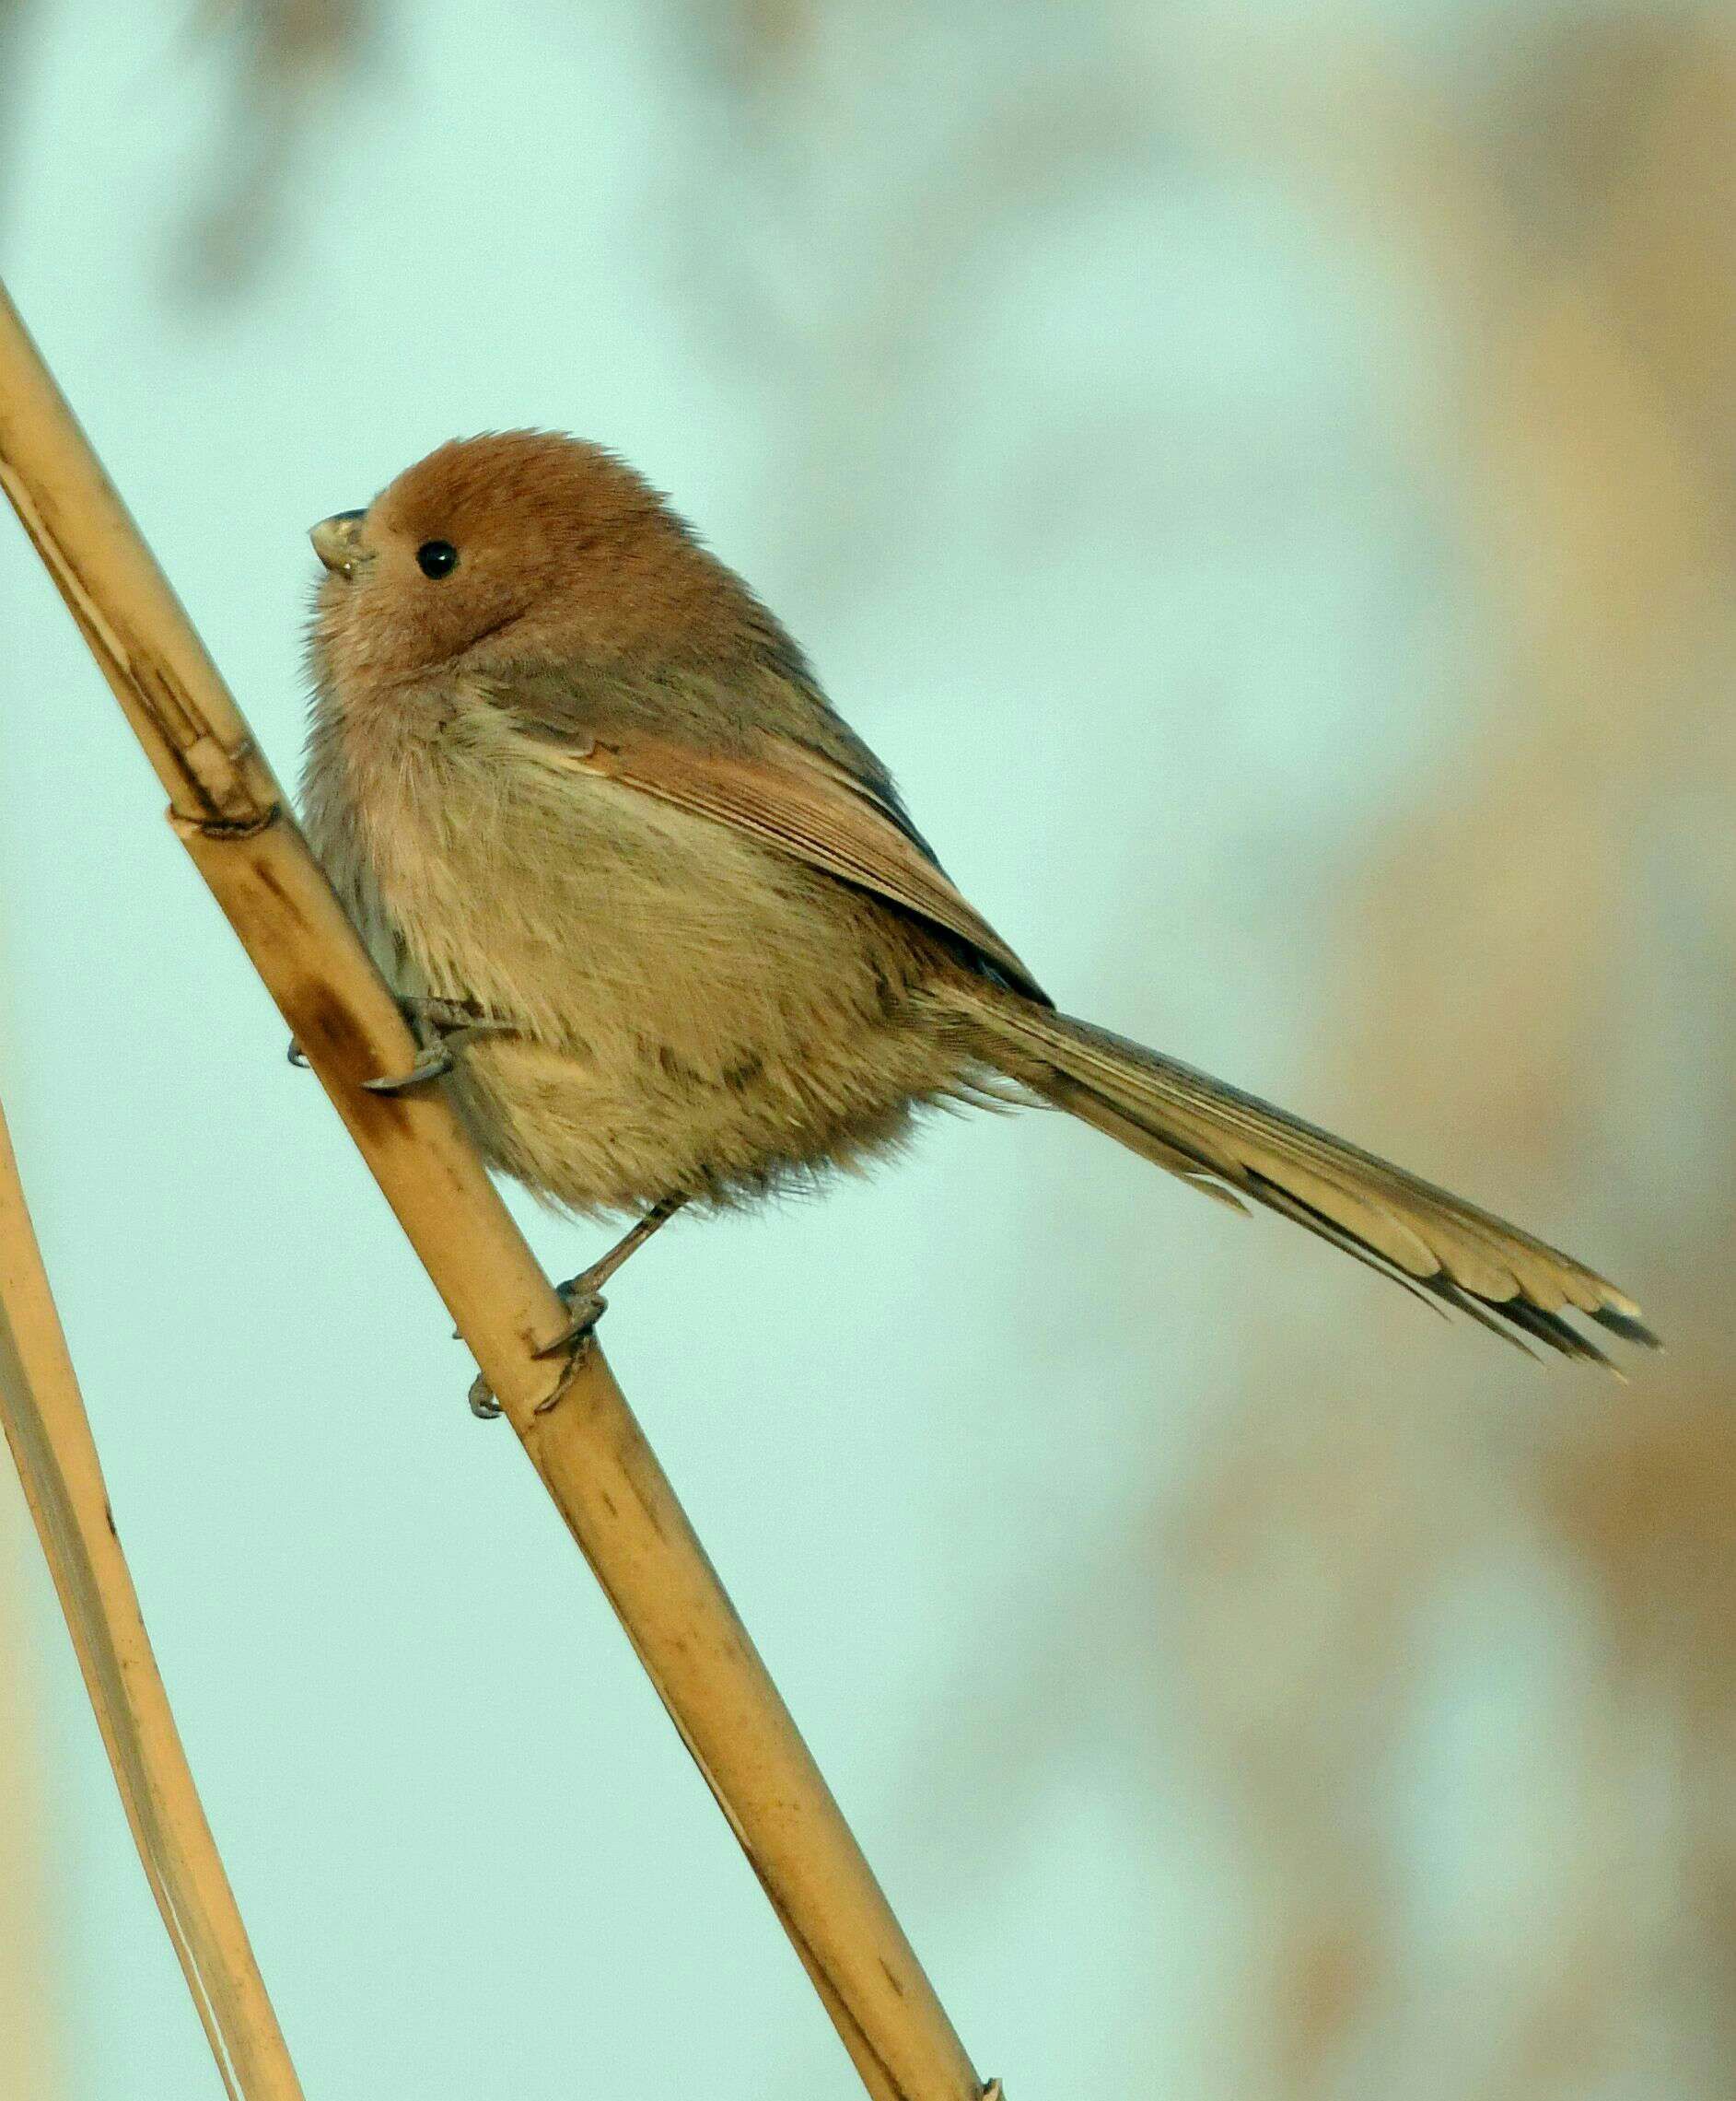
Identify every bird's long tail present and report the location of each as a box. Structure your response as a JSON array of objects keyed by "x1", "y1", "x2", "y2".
[{"x1": 952, "y1": 985, "x2": 1657, "y2": 1366}]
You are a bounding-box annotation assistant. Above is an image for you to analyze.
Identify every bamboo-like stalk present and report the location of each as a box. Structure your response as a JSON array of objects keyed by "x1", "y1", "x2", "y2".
[
  {"x1": 0, "y1": 278, "x2": 995, "y2": 2101},
  {"x1": 0, "y1": 1093, "x2": 306, "y2": 2101}
]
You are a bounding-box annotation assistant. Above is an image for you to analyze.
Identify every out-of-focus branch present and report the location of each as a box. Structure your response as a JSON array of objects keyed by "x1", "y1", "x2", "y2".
[
  {"x1": 179, "y1": 0, "x2": 378, "y2": 291},
  {"x1": 0, "y1": 275, "x2": 995, "y2": 2101},
  {"x1": 0, "y1": 1094, "x2": 305, "y2": 2100}
]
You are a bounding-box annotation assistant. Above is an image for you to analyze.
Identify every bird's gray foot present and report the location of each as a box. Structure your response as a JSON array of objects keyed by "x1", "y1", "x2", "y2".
[
  {"x1": 363, "y1": 1042, "x2": 455, "y2": 1094},
  {"x1": 529, "y1": 1279, "x2": 609, "y2": 1416},
  {"x1": 467, "y1": 1278, "x2": 605, "y2": 1421},
  {"x1": 464, "y1": 1198, "x2": 686, "y2": 1421},
  {"x1": 533, "y1": 1279, "x2": 609, "y2": 1359},
  {"x1": 362, "y1": 996, "x2": 513, "y2": 1094}
]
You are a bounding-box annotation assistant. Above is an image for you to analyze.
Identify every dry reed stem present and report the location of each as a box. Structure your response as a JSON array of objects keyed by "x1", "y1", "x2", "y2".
[
  {"x1": 0, "y1": 276, "x2": 992, "y2": 2101},
  {"x1": 0, "y1": 1094, "x2": 306, "y2": 2100},
  {"x1": 0, "y1": 1522, "x2": 55, "y2": 2101}
]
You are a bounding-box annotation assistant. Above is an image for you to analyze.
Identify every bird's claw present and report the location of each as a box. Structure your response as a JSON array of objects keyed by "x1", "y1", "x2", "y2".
[
  {"x1": 533, "y1": 1282, "x2": 608, "y2": 1360},
  {"x1": 363, "y1": 1043, "x2": 455, "y2": 1094},
  {"x1": 286, "y1": 1036, "x2": 310, "y2": 1070},
  {"x1": 361, "y1": 997, "x2": 513, "y2": 1095},
  {"x1": 467, "y1": 1279, "x2": 608, "y2": 1421}
]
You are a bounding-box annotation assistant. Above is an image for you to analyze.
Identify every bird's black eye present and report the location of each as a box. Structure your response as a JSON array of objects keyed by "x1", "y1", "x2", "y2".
[{"x1": 416, "y1": 540, "x2": 459, "y2": 579}]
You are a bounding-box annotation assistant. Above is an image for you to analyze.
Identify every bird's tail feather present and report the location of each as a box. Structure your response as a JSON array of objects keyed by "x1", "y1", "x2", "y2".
[{"x1": 954, "y1": 986, "x2": 1657, "y2": 1366}]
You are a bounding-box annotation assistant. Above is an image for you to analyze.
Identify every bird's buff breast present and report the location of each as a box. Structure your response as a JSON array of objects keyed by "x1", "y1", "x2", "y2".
[{"x1": 301, "y1": 695, "x2": 970, "y2": 1212}]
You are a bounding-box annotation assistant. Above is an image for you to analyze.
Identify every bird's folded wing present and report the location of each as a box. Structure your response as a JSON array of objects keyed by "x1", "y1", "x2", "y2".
[{"x1": 544, "y1": 728, "x2": 1052, "y2": 1004}]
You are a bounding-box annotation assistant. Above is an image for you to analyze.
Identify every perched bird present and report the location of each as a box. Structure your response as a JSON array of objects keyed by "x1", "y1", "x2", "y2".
[{"x1": 302, "y1": 430, "x2": 1655, "y2": 1402}]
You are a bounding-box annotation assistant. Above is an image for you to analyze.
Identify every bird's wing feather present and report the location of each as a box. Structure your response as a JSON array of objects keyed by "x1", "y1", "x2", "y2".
[{"x1": 537, "y1": 725, "x2": 1052, "y2": 1003}]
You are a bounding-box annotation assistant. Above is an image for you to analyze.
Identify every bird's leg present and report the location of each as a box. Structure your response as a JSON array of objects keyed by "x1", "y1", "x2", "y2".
[
  {"x1": 466, "y1": 1196, "x2": 690, "y2": 1421},
  {"x1": 362, "y1": 997, "x2": 515, "y2": 1095},
  {"x1": 536, "y1": 1196, "x2": 690, "y2": 1354}
]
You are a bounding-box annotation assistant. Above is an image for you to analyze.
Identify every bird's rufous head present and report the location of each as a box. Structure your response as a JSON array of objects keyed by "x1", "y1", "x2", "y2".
[{"x1": 308, "y1": 430, "x2": 728, "y2": 700}]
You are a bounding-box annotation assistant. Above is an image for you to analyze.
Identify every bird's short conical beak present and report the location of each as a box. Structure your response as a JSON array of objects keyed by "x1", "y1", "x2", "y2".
[{"x1": 310, "y1": 509, "x2": 367, "y2": 578}]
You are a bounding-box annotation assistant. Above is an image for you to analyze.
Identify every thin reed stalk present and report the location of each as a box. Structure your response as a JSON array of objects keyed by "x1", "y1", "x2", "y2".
[
  {"x1": 0, "y1": 1092, "x2": 306, "y2": 2100},
  {"x1": 0, "y1": 276, "x2": 994, "y2": 2101}
]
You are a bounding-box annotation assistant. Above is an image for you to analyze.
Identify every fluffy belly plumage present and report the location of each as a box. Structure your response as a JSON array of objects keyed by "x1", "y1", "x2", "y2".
[{"x1": 309, "y1": 742, "x2": 979, "y2": 1214}]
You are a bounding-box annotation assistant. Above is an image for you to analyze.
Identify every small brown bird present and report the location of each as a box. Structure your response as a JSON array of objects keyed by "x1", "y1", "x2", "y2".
[{"x1": 302, "y1": 430, "x2": 1655, "y2": 1396}]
